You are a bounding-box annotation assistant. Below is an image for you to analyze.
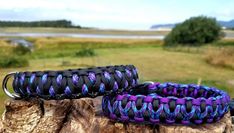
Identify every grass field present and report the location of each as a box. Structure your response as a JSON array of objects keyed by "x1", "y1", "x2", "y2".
[{"x1": 0, "y1": 37, "x2": 234, "y2": 113}]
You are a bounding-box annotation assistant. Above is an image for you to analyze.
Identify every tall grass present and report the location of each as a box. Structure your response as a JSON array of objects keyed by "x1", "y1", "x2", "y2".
[
  {"x1": 214, "y1": 39, "x2": 234, "y2": 46},
  {"x1": 25, "y1": 37, "x2": 163, "y2": 59},
  {"x1": 13, "y1": 45, "x2": 31, "y2": 55},
  {"x1": 163, "y1": 45, "x2": 205, "y2": 54},
  {"x1": 0, "y1": 42, "x2": 31, "y2": 68},
  {"x1": 75, "y1": 48, "x2": 96, "y2": 57},
  {"x1": 204, "y1": 47, "x2": 234, "y2": 70},
  {"x1": 0, "y1": 55, "x2": 29, "y2": 68},
  {"x1": 34, "y1": 37, "x2": 163, "y2": 49}
]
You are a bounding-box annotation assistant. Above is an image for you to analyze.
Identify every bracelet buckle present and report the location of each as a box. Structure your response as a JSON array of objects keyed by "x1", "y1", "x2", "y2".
[{"x1": 2, "y1": 72, "x2": 21, "y2": 99}]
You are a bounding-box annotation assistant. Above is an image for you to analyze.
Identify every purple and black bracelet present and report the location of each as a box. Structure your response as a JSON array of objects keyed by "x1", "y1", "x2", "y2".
[
  {"x1": 2, "y1": 65, "x2": 138, "y2": 100},
  {"x1": 2, "y1": 65, "x2": 231, "y2": 125},
  {"x1": 102, "y1": 82, "x2": 230, "y2": 125}
]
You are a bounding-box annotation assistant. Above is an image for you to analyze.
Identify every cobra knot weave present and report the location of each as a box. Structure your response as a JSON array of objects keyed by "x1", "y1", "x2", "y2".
[
  {"x1": 11, "y1": 65, "x2": 138, "y2": 100},
  {"x1": 102, "y1": 82, "x2": 230, "y2": 125}
]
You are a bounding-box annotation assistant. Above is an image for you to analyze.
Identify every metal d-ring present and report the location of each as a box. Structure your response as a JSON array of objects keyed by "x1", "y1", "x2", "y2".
[
  {"x1": 2, "y1": 72, "x2": 21, "y2": 99},
  {"x1": 143, "y1": 81, "x2": 155, "y2": 85}
]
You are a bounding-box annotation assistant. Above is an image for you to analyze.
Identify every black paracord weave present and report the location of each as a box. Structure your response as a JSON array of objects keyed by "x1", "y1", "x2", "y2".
[{"x1": 6, "y1": 65, "x2": 138, "y2": 100}]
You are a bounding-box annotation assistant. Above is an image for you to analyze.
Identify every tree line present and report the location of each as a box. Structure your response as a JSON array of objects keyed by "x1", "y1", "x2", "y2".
[{"x1": 0, "y1": 19, "x2": 81, "y2": 28}]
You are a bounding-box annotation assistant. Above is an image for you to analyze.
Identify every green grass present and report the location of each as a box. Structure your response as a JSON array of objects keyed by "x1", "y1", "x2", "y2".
[{"x1": 0, "y1": 38, "x2": 234, "y2": 114}]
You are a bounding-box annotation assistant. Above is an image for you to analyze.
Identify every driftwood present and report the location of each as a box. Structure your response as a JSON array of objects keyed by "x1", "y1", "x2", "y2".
[{"x1": 0, "y1": 96, "x2": 233, "y2": 133}]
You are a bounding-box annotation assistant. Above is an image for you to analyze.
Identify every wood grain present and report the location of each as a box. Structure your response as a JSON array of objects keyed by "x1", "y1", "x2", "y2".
[{"x1": 0, "y1": 97, "x2": 232, "y2": 133}]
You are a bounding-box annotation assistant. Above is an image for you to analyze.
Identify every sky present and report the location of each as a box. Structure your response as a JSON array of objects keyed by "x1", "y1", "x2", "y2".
[{"x1": 0, "y1": 0, "x2": 233, "y2": 30}]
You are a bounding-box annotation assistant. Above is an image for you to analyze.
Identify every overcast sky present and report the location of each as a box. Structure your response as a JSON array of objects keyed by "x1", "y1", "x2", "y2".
[{"x1": 0, "y1": 0, "x2": 233, "y2": 30}]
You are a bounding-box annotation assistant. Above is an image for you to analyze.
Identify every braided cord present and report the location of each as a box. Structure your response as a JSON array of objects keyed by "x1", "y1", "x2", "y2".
[
  {"x1": 12, "y1": 65, "x2": 139, "y2": 99},
  {"x1": 4, "y1": 65, "x2": 231, "y2": 124},
  {"x1": 102, "y1": 82, "x2": 230, "y2": 125}
]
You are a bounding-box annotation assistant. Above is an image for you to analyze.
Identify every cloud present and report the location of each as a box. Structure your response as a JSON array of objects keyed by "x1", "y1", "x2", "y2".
[
  {"x1": 0, "y1": 0, "x2": 233, "y2": 29},
  {"x1": 0, "y1": 0, "x2": 172, "y2": 29}
]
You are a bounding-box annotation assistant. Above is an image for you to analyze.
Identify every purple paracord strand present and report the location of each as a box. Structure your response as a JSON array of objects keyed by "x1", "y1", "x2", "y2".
[
  {"x1": 12, "y1": 65, "x2": 139, "y2": 99},
  {"x1": 102, "y1": 82, "x2": 230, "y2": 125}
]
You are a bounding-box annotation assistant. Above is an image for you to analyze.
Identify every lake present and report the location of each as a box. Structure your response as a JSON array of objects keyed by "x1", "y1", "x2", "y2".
[{"x1": 0, "y1": 33, "x2": 165, "y2": 39}]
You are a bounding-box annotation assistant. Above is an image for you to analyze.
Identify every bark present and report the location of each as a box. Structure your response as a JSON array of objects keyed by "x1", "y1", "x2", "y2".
[{"x1": 0, "y1": 97, "x2": 232, "y2": 133}]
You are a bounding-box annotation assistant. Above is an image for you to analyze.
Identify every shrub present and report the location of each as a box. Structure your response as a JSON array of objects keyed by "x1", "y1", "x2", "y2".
[
  {"x1": 0, "y1": 56, "x2": 29, "y2": 68},
  {"x1": 215, "y1": 40, "x2": 234, "y2": 46},
  {"x1": 13, "y1": 45, "x2": 31, "y2": 55},
  {"x1": 164, "y1": 16, "x2": 222, "y2": 46},
  {"x1": 75, "y1": 48, "x2": 96, "y2": 57}
]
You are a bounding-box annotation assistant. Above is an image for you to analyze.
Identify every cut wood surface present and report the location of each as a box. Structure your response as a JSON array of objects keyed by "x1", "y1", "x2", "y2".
[{"x1": 0, "y1": 97, "x2": 232, "y2": 133}]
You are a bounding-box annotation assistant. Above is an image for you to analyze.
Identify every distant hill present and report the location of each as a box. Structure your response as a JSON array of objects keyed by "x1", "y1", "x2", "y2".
[
  {"x1": 151, "y1": 19, "x2": 234, "y2": 29},
  {"x1": 150, "y1": 24, "x2": 175, "y2": 29},
  {"x1": 218, "y1": 20, "x2": 234, "y2": 29},
  {"x1": 0, "y1": 19, "x2": 81, "y2": 28}
]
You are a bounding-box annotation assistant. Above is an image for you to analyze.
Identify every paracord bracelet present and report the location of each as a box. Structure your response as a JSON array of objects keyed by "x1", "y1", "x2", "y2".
[
  {"x1": 2, "y1": 65, "x2": 138, "y2": 100},
  {"x1": 102, "y1": 82, "x2": 230, "y2": 125}
]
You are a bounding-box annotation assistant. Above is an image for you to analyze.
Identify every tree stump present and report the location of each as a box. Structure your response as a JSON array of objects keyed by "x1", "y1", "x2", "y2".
[{"x1": 0, "y1": 97, "x2": 233, "y2": 133}]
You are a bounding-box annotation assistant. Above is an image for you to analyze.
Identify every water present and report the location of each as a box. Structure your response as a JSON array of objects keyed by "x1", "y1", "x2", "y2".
[
  {"x1": 225, "y1": 32, "x2": 234, "y2": 39},
  {"x1": 0, "y1": 33, "x2": 165, "y2": 40}
]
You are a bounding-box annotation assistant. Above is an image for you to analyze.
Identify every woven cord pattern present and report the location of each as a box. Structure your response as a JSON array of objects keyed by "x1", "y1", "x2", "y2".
[
  {"x1": 102, "y1": 82, "x2": 230, "y2": 125},
  {"x1": 12, "y1": 65, "x2": 138, "y2": 99}
]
